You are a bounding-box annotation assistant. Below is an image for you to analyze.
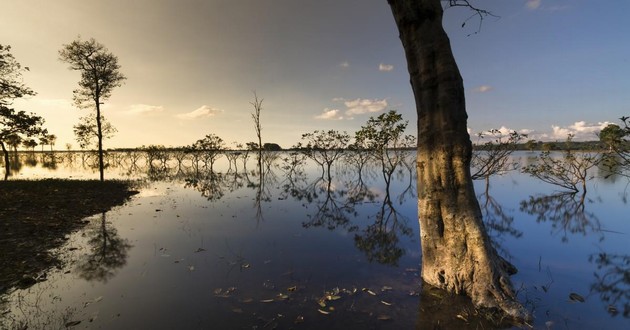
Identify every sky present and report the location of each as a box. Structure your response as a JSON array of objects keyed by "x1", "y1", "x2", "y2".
[{"x1": 2, "y1": 0, "x2": 629, "y2": 149}]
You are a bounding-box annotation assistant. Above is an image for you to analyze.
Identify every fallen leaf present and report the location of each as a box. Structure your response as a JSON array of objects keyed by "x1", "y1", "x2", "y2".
[
  {"x1": 569, "y1": 293, "x2": 585, "y2": 303},
  {"x1": 65, "y1": 321, "x2": 81, "y2": 327},
  {"x1": 456, "y1": 314, "x2": 468, "y2": 322}
]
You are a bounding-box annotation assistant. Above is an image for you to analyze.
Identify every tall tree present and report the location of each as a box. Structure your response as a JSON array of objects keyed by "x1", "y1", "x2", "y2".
[
  {"x1": 387, "y1": 0, "x2": 528, "y2": 321},
  {"x1": 59, "y1": 38, "x2": 126, "y2": 181}
]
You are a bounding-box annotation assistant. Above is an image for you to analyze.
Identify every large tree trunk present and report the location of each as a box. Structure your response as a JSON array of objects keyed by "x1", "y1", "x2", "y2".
[{"x1": 388, "y1": 0, "x2": 529, "y2": 321}]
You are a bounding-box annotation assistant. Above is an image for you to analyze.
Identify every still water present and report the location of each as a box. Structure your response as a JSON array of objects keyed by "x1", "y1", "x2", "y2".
[{"x1": 1, "y1": 151, "x2": 628, "y2": 329}]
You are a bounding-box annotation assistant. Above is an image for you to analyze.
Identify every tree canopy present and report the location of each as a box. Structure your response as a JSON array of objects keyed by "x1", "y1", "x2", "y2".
[{"x1": 0, "y1": 45, "x2": 36, "y2": 105}]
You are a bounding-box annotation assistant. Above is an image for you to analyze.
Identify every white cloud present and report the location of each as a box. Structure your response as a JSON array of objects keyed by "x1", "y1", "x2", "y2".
[
  {"x1": 126, "y1": 104, "x2": 164, "y2": 115},
  {"x1": 339, "y1": 61, "x2": 350, "y2": 68},
  {"x1": 526, "y1": 0, "x2": 542, "y2": 10},
  {"x1": 315, "y1": 108, "x2": 344, "y2": 120},
  {"x1": 473, "y1": 85, "x2": 493, "y2": 93},
  {"x1": 343, "y1": 98, "x2": 388, "y2": 115},
  {"x1": 176, "y1": 105, "x2": 223, "y2": 119},
  {"x1": 378, "y1": 63, "x2": 394, "y2": 72},
  {"x1": 548, "y1": 121, "x2": 612, "y2": 140}
]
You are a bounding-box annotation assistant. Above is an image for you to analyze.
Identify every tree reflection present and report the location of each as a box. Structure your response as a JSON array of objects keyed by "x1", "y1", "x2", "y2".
[
  {"x1": 185, "y1": 171, "x2": 227, "y2": 201},
  {"x1": 76, "y1": 212, "x2": 132, "y2": 282},
  {"x1": 354, "y1": 187, "x2": 412, "y2": 266},
  {"x1": 301, "y1": 176, "x2": 357, "y2": 231},
  {"x1": 478, "y1": 191, "x2": 523, "y2": 258},
  {"x1": 519, "y1": 191, "x2": 602, "y2": 243},
  {"x1": 590, "y1": 252, "x2": 630, "y2": 318}
]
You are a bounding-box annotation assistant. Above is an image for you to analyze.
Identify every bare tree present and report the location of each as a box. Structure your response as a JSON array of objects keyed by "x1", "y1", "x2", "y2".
[{"x1": 250, "y1": 92, "x2": 263, "y2": 152}]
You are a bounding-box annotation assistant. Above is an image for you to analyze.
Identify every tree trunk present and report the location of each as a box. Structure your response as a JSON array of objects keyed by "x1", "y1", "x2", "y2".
[
  {"x1": 1, "y1": 141, "x2": 10, "y2": 181},
  {"x1": 96, "y1": 102, "x2": 104, "y2": 181},
  {"x1": 388, "y1": 0, "x2": 529, "y2": 321}
]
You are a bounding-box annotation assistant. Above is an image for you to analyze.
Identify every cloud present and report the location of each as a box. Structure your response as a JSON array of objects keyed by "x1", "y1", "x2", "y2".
[
  {"x1": 526, "y1": 0, "x2": 542, "y2": 10},
  {"x1": 343, "y1": 98, "x2": 388, "y2": 115},
  {"x1": 378, "y1": 63, "x2": 394, "y2": 72},
  {"x1": 315, "y1": 108, "x2": 344, "y2": 120},
  {"x1": 176, "y1": 105, "x2": 223, "y2": 119},
  {"x1": 126, "y1": 104, "x2": 164, "y2": 115},
  {"x1": 339, "y1": 61, "x2": 350, "y2": 68},
  {"x1": 473, "y1": 85, "x2": 493, "y2": 93},
  {"x1": 548, "y1": 121, "x2": 612, "y2": 140}
]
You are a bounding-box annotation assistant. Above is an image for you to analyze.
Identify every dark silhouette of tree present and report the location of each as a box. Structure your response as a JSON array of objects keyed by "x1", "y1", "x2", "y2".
[
  {"x1": 1, "y1": 106, "x2": 46, "y2": 179},
  {"x1": 189, "y1": 134, "x2": 225, "y2": 172},
  {"x1": 300, "y1": 129, "x2": 350, "y2": 180},
  {"x1": 76, "y1": 213, "x2": 132, "y2": 282},
  {"x1": 59, "y1": 37, "x2": 126, "y2": 181},
  {"x1": 0, "y1": 44, "x2": 36, "y2": 105},
  {"x1": 388, "y1": 0, "x2": 528, "y2": 320}
]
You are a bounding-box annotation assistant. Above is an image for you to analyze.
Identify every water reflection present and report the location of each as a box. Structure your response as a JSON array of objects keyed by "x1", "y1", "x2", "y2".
[
  {"x1": 519, "y1": 191, "x2": 602, "y2": 242},
  {"x1": 3, "y1": 150, "x2": 630, "y2": 329},
  {"x1": 479, "y1": 191, "x2": 523, "y2": 260},
  {"x1": 75, "y1": 213, "x2": 132, "y2": 282},
  {"x1": 589, "y1": 252, "x2": 630, "y2": 318}
]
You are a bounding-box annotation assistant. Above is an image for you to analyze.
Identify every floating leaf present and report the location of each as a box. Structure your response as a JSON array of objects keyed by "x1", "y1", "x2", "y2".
[
  {"x1": 377, "y1": 315, "x2": 392, "y2": 321},
  {"x1": 381, "y1": 286, "x2": 393, "y2": 292},
  {"x1": 188, "y1": 265, "x2": 195, "y2": 271},
  {"x1": 287, "y1": 286, "x2": 297, "y2": 292},
  {"x1": 213, "y1": 288, "x2": 222, "y2": 295},
  {"x1": 232, "y1": 308, "x2": 243, "y2": 313},
  {"x1": 241, "y1": 298, "x2": 254, "y2": 303},
  {"x1": 318, "y1": 300, "x2": 327, "y2": 308},
  {"x1": 607, "y1": 305, "x2": 618, "y2": 314},
  {"x1": 317, "y1": 309, "x2": 330, "y2": 315},
  {"x1": 380, "y1": 300, "x2": 392, "y2": 306},
  {"x1": 326, "y1": 295, "x2": 341, "y2": 301},
  {"x1": 194, "y1": 248, "x2": 206, "y2": 253},
  {"x1": 241, "y1": 263, "x2": 250, "y2": 269},
  {"x1": 65, "y1": 321, "x2": 81, "y2": 327},
  {"x1": 569, "y1": 293, "x2": 585, "y2": 303},
  {"x1": 294, "y1": 316, "x2": 304, "y2": 324},
  {"x1": 277, "y1": 294, "x2": 289, "y2": 300},
  {"x1": 366, "y1": 290, "x2": 377, "y2": 296},
  {"x1": 260, "y1": 299, "x2": 275, "y2": 303},
  {"x1": 456, "y1": 314, "x2": 468, "y2": 322}
]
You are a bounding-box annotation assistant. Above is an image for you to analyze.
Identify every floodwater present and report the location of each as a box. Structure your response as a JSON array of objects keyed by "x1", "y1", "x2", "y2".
[{"x1": 1, "y1": 151, "x2": 629, "y2": 329}]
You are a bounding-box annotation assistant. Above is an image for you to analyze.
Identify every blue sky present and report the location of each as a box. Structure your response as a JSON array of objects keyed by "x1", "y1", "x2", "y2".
[{"x1": 2, "y1": 0, "x2": 629, "y2": 149}]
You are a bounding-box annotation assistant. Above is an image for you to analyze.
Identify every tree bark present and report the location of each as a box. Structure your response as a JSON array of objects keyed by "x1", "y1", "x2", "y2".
[{"x1": 388, "y1": 0, "x2": 529, "y2": 321}]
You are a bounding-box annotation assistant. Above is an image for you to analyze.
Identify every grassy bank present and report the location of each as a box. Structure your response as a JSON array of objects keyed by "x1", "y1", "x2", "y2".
[{"x1": 0, "y1": 179, "x2": 138, "y2": 294}]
